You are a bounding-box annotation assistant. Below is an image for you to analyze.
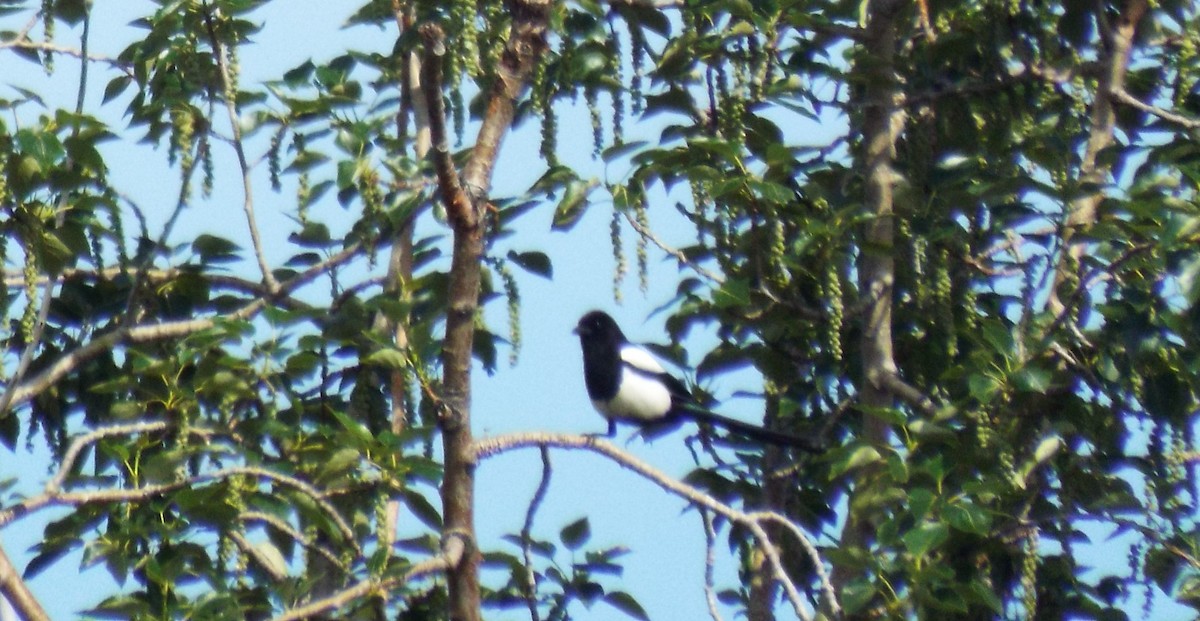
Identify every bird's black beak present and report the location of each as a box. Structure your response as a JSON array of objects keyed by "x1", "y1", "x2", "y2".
[{"x1": 571, "y1": 326, "x2": 580, "y2": 335}]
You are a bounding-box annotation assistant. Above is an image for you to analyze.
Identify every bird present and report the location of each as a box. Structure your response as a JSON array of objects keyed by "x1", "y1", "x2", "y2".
[{"x1": 573, "y1": 310, "x2": 820, "y2": 450}]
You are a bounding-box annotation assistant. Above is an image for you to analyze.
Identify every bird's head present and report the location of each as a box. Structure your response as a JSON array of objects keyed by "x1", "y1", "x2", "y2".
[{"x1": 574, "y1": 310, "x2": 624, "y2": 343}]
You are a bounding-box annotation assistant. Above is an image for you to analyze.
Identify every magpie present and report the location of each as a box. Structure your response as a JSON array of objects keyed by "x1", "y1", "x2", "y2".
[{"x1": 573, "y1": 310, "x2": 819, "y2": 450}]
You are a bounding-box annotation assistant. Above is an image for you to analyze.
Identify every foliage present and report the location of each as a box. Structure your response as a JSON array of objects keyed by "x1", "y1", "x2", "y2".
[{"x1": 0, "y1": 0, "x2": 1198, "y2": 620}]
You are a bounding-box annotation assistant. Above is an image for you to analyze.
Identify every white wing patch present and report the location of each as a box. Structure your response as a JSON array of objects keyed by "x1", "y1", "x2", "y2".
[
  {"x1": 619, "y1": 344, "x2": 665, "y2": 374},
  {"x1": 594, "y1": 344, "x2": 672, "y2": 422},
  {"x1": 593, "y1": 366, "x2": 672, "y2": 422}
]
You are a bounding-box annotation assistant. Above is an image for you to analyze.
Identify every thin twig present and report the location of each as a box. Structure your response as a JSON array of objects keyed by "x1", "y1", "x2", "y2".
[
  {"x1": 879, "y1": 371, "x2": 939, "y2": 417},
  {"x1": 750, "y1": 511, "x2": 840, "y2": 617},
  {"x1": 270, "y1": 534, "x2": 467, "y2": 621},
  {"x1": 699, "y1": 508, "x2": 724, "y2": 621},
  {"x1": 240, "y1": 511, "x2": 346, "y2": 571},
  {"x1": 622, "y1": 210, "x2": 726, "y2": 284},
  {"x1": 1110, "y1": 86, "x2": 1200, "y2": 129},
  {"x1": 52, "y1": 421, "x2": 170, "y2": 491},
  {"x1": 0, "y1": 41, "x2": 131, "y2": 76},
  {"x1": 2, "y1": 243, "x2": 363, "y2": 412},
  {"x1": 519, "y1": 446, "x2": 552, "y2": 621},
  {"x1": 121, "y1": 134, "x2": 204, "y2": 319},
  {"x1": 0, "y1": 271, "x2": 55, "y2": 419},
  {"x1": 227, "y1": 530, "x2": 288, "y2": 582},
  {"x1": 5, "y1": 460, "x2": 362, "y2": 561},
  {"x1": 6, "y1": 267, "x2": 318, "y2": 312},
  {"x1": 200, "y1": 1, "x2": 278, "y2": 292}
]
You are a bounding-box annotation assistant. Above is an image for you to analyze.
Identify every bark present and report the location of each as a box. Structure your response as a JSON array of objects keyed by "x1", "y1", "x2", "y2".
[
  {"x1": 0, "y1": 545, "x2": 49, "y2": 621},
  {"x1": 382, "y1": 0, "x2": 429, "y2": 544},
  {"x1": 832, "y1": 0, "x2": 907, "y2": 605},
  {"x1": 1046, "y1": 0, "x2": 1149, "y2": 318},
  {"x1": 420, "y1": 3, "x2": 550, "y2": 621},
  {"x1": 748, "y1": 390, "x2": 786, "y2": 621}
]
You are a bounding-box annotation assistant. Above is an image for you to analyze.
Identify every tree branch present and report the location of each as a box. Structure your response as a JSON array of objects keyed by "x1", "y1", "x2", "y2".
[
  {"x1": 836, "y1": 0, "x2": 906, "y2": 600},
  {"x1": 417, "y1": 23, "x2": 474, "y2": 230},
  {"x1": 201, "y1": 0, "x2": 279, "y2": 293},
  {"x1": 432, "y1": 4, "x2": 551, "y2": 621},
  {"x1": 699, "y1": 508, "x2": 725, "y2": 621},
  {"x1": 0, "y1": 545, "x2": 49, "y2": 621},
  {"x1": 621, "y1": 209, "x2": 726, "y2": 284},
  {"x1": 5, "y1": 448, "x2": 361, "y2": 558},
  {"x1": 473, "y1": 432, "x2": 836, "y2": 621},
  {"x1": 0, "y1": 39, "x2": 132, "y2": 76},
  {"x1": 270, "y1": 534, "x2": 466, "y2": 621},
  {"x1": 1046, "y1": 0, "x2": 1148, "y2": 319},
  {"x1": 6, "y1": 267, "x2": 318, "y2": 313},
  {"x1": 240, "y1": 511, "x2": 346, "y2": 572},
  {"x1": 460, "y1": 0, "x2": 551, "y2": 200},
  {"x1": 519, "y1": 446, "x2": 552, "y2": 621},
  {"x1": 1, "y1": 243, "x2": 362, "y2": 412},
  {"x1": 878, "y1": 371, "x2": 939, "y2": 417},
  {"x1": 0, "y1": 269, "x2": 55, "y2": 421},
  {"x1": 378, "y1": 2, "x2": 431, "y2": 568},
  {"x1": 1109, "y1": 85, "x2": 1200, "y2": 129}
]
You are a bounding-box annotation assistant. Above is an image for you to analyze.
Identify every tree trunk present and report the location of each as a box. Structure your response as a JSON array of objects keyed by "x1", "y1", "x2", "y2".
[{"x1": 833, "y1": 0, "x2": 906, "y2": 607}]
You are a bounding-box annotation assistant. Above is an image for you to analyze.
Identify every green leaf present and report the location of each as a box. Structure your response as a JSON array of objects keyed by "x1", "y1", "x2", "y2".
[
  {"x1": 551, "y1": 178, "x2": 596, "y2": 231},
  {"x1": 1011, "y1": 365, "x2": 1052, "y2": 393},
  {"x1": 83, "y1": 594, "x2": 151, "y2": 619},
  {"x1": 507, "y1": 250, "x2": 553, "y2": 279},
  {"x1": 24, "y1": 542, "x2": 75, "y2": 579},
  {"x1": 829, "y1": 444, "x2": 882, "y2": 478},
  {"x1": 1033, "y1": 436, "x2": 1062, "y2": 465},
  {"x1": 908, "y1": 488, "x2": 935, "y2": 522},
  {"x1": 748, "y1": 179, "x2": 795, "y2": 204},
  {"x1": 32, "y1": 228, "x2": 73, "y2": 274},
  {"x1": 473, "y1": 329, "x2": 499, "y2": 375},
  {"x1": 902, "y1": 521, "x2": 949, "y2": 557},
  {"x1": 54, "y1": 0, "x2": 89, "y2": 24},
  {"x1": 712, "y1": 278, "x2": 750, "y2": 308},
  {"x1": 967, "y1": 373, "x2": 1001, "y2": 402},
  {"x1": 336, "y1": 159, "x2": 359, "y2": 190},
  {"x1": 601, "y1": 140, "x2": 647, "y2": 163},
  {"x1": 969, "y1": 579, "x2": 1005, "y2": 614},
  {"x1": 192, "y1": 234, "x2": 242, "y2": 262},
  {"x1": 365, "y1": 348, "x2": 408, "y2": 370},
  {"x1": 331, "y1": 408, "x2": 375, "y2": 447},
  {"x1": 560, "y1": 517, "x2": 591, "y2": 550},
  {"x1": 978, "y1": 320, "x2": 1014, "y2": 355},
  {"x1": 604, "y1": 591, "x2": 650, "y2": 621},
  {"x1": 282, "y1": 60, "x2": 316, "y2": 87},
  {"x1": 317, "y1": 447, "x2": 361, "y2": 482},
  {"x1": 402, "y1": 489, "x2": 443, "y2": 529},
  {"x1": 16, "y1": 128, "x2": 65, "y2": 169},
  {"x1": 840, "y1": 579, "x2": 877, "y2": 614},
  {"x1": 102, "y1": 76, "x2": 132, "y2": 104},
  {"x1": 944, "y1": 501, "x2": 991, "y2": 535}
]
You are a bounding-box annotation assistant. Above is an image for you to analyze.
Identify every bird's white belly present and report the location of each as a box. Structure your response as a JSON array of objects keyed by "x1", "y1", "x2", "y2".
[{"x1": 593, "y1": 367, "x2": 672, "y2": 422}]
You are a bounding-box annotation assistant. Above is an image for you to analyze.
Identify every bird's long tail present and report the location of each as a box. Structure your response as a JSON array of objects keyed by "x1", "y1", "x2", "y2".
[{"x1": 681, "y1": 406, "x2": 822, "y2": 451}]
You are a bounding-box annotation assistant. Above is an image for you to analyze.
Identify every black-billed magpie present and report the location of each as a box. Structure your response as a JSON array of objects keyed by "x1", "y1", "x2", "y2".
[{"x1": 573, "y1": 310, "x2": 819, "y2": 450}]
